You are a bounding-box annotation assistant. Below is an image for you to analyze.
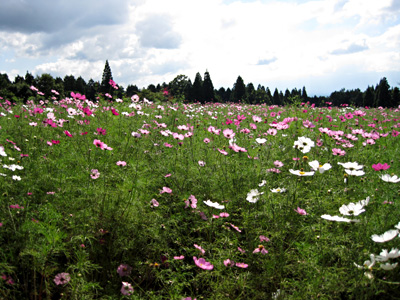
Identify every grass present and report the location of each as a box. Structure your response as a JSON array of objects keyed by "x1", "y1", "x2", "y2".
[{"x1": 0, "y1": 95, "x2": 399, "y2": 299}]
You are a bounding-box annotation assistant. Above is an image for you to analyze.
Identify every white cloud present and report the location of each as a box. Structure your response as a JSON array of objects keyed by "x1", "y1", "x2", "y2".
[{"x1": 0, "y1": 0, "x2": 399, "y2": 95}]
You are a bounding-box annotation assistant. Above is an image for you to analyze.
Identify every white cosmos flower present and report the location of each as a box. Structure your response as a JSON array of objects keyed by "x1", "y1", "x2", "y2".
[
  {"x1": 289, "y1": 169, "x2": 315, "y2": 176},
  {"x1": 354, "y1": 254, "x2": 376, "y2": 270},
  {"x1": 246, "y1": 189, "x2": 264, "y2": 203},
  {"x1": 395, "y1": 222, "x2": 400, "y2": 230},
  {"x1": 339, "y1": 202, "x2": 366, "y2": 216},
  {"x1": 308, "y1": 160, "x2": 332, "y2": 173},
  {"x1": 371, "y1": 229, "x2": 399, "y2": 243},
  {"x1": 376, "y1": 248, "x2": 400, "y2": 262},
  {"x1": 3, "y1": 164, "x2": 24, "y2": 171},
  {"x1": 356, "y1": 196, "x2": 370, "y2": 207},
  {"x1": 380, "y1": 174, "x2": 400, "y2": 183},
  {"x1": 270, "y1": 187, "x2": 286, "y2": 193},
  {"x1": 345, "y1": 169, "x2": 365, "y2": 176},
  {"x1": 255, "y1": 138, "x2": 267, "y2": 144},
  {"x1": 380, "y1": 262, "x2": 398, "y2": 271},
  {"x1": 0, "y1": 146, "x2": 7, "y2": 157},
  {"x1": 203, "y1": 200, "x2": 225, "y2": 210},
  {"x1": 258, "y1": 180, "x2": 267, "y2": 187},
  {"x1": 12, "y1": 175, "x2": 21, "y2": 181},
  {"x1": 337, "y1": 162, "x2": 364, "y2": 170},
  {"x1": 321, "y1": 214, "x2": 360, "y2": 223}
]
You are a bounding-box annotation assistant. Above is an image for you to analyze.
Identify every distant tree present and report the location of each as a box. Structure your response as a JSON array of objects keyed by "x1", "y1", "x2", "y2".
[
  {"x1": 0, "y1": 73, "x2": 11, "y2": 90},
  {"x1": 190, "y1": 72, "x2": 203, "y2": 102},
  {"x1": 255, "y1": 85, "x2": 268, "y2": 104},
  {"x1": 375, "y1": 77, "x2": 391, "y2": 107},
  {"x1": 246, "y1": 83, "x2": 255, "y2": 104},
  {"x1": 302, "y1": 86, "x2": 308, "y2": 101},
  {"x1": 266, "y1": 87, "x2": 272, "y2": 101},
  {"x1": 168, "y1": 75, "x2": 192, "y2": 100},
  {"x1": 284, "y1": 89, "x2": 291, "y2": 103},
  {"x1": 63, "y1": 75, "x2": 76, "y2": 94},
  {"x1": 147, "y1": 84, "x2": 157, "y2": 93},
  {"x1": 25, "y1": 71, "x2": 35, "y2": 86},
  {"x1": 87, "y1": 79, "x2": 99, "y2": 100},
  {"x1": 363, "y1": 86, "x2": 375, "y2": 107},
  {"x1": 75, "y1": 76, "x2": 87, "y2": 95},
  {"x1": 37, "y1": 73, "x2": 55, "y2": 97},
  {"x1": 126, "y1": 84, "x2": 140, "y2": 97},
  {"x1": 14, "y1": 75, "x2": 25, "y2": 84},
  {"x1": 100, "y1": 60, "x2": 113, "y2": 95},
  {"x1": 203, "y1": 70, "x2": 215, "y2": 103},
  {"x1": 392, "y1": 87, "x2": 400, "y2": 107},
  {"x1": 272, "y1": 88, "x2": 281, "y2": 105},
  {"x1": 233, "y1": 76, "x2": 246, "y2": 102}
]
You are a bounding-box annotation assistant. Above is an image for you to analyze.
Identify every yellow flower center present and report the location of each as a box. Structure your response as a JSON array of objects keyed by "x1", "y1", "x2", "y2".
[{"x1": 299, "y1": 171, "x2": 305, "y2": 175}]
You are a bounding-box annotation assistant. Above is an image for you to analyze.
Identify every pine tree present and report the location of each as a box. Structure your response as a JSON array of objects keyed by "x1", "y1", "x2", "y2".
[
  {"x1": 203, "y1": 70, "x2": 215, "y2": 103},
  {"x1": 100, "y1": 60, "x2": 113, "y2": 94},
  {"x1": 233, "y1": 76, "x2": 246, "y2": 102},
  {"x1": 392, "y1": 87, "x2": 400, "y2": 107},
  {"x1": 363, "y1": 86, "x2": 375, "y2": 108},
  {"x1": 375, "y1": 77, "x2": 391, "y2": 107},
  {"x1": 190, "y1": 72, "x2": 203, "y2": 102}
]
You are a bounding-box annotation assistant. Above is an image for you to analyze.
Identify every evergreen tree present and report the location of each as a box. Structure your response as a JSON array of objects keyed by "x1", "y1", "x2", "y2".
[
  {"x1": 375, "y1": 77, "x2": 391, "y2": 107},
  {"x1": 203, "y1": 70, "x2": 215, "y2": 103},
  {"x1": 272, "y1": 88, "x2": 280, "y2": 105},
  {"x1": 126, "y1": 84, "x2": 140, "y2": 97},
  {"x1": 100, "y1": 60, "x2": 113, "y2": 95},
  {"x1": 302, "y1": 86, "x2": 308, "y2": 101},
  {"x1": 169, "y1": 75, "x2": 192, "y2": 100},
  {"x1": 75, "y1": 76, "x2": 87, "y2": 94},
  {"x1": 37, "y1": 73, "x2": 55, "y2": 96},
  {"x1": 233, "y1": 76, "x2": 246, "y2": 102},
  {"x1": 25, "y1": 71, "x2": 35, "y2": 86},
  {"x1": 63, "y1": 75, "x2": 76, "y2": 93},
  {"x1": 392, "y1": 87, "x2": 400, "y2": 107},
  {"x1": 266, "y1": 87, "x2": 272, "y2": 101},
  {"x1": 190, "y1": 72, "x2": 203, "y2": 102},
  {"x1": 245, "y1": 83, "x2": 255, "y2": 104},
  {"x1": 363, "y1": 86, "x2": 375, "y2": 108}
]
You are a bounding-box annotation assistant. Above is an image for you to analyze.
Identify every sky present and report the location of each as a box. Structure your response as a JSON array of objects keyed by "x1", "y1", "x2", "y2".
[{"x1": 0, "y1": 0, "x2": 399, "y2": 96}]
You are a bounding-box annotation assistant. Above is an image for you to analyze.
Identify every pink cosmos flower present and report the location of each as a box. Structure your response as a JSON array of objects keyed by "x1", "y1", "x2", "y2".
[
  {"x1": 332, "y1": 148, "x2": 346, "y2": 156},
  {"x1": 198, "y1": 161, "x2": 206, "y2": 167},
  {"x1": 174, "y1": 255, "x2": 185, "y2": 260},
  {"x1": 267, "y1": 128, "x2": 277, "y2": 136},
  {"x1": 224, "y1": 259, "x2": 235, "y2": 267},
  {"x1": 259, "y1": 235, "x2": 270, "y2": 242},
  {"x1": 165, "y1": 173, "x2": 171, "y2": 177},
  {"x1": 294, "y1": 207, "x2": 307, "y2": 215},
  {"x1": 90, "y1": 169, "x2": 100, "y2": 179},
  {"x1": 164, "y1": 143, "x2": 173, "y2": 148},
  {"x1": 230, "y1": 223, "x2": 241, "y2": 232},
  {"x1": 223, "y1": 128, "x2": 235, "y2": 139},
  {"x1": 217, "y1": 148, "x2": 228, "y2": 155},
  {"x1": 117, "y1": 264, "x2": 132, "y2": 277},
  {"x1": 274, "y1": 160, "x2": 284, "y2": 168},
  {"x1": 219, "y1": 212, "x2": 229, "y2": 218},
  {"x1": 54, "y1": 273, "x2": 71, "y2": 285},
  {"x1": 150, "y1": 199, "x2": 159, "y2": 207},
  {"x1": 193, "y1": 257, "x2": 213, "y2": 270},
  {"x1": 253, "y1": 245, "x2": 268, "y2": 255},
  {"x1": 235, "y1": 262, "x2": 248, "y2": 268},
  {"x1": 203, "y1": 138, "x2": 210, "y2": 143},
  {"x1": 121, "y1": 282, "x2": 134, "y2": 295},
  {"x1": 64, "y1": 130, "x2": 73, "y2": 137},
  {"x1": 160, "y1": 187, "x2": 172, "y2": 194},
  {"x1": 93, "y1": 139, "x2": 107, "y2": 150},
  {"x1": 238, "y1": 247, "x2": 246, "y2": 253},
  {"x1": 116, "y1": 161, "x2": 127, "y2": 166},
  {"x1": 188, "y1": 195, "x2": 197, "y2": 208},
  {"x1": 194, "y1": 244, "x2": 205, "y2": 255},
  {"x1": 372, "y1": 163, "x2": 390, "y2": 171}
]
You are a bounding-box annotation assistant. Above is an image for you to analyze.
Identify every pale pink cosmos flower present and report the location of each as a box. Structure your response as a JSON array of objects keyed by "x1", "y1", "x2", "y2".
[
  {"x1": 194, "y1": 244, "x2": 205, "y2": 255},
  {"x1": 121, "y1": 282, "x2": 134, "y2": 295},
  {"x1": 174, "y1": 255, "x2": 185, "y2": 260},
  {"x1": 238, "y1": 247, "x2": 246, "y2": 253},
  {"x1": 217, "y1": 148, "x2": 228, "y2": 155},
  {"x1": 198, "y1": 161, "x2": 206, "y2": 167},
  {"x1": 150, "y1": 199, "x2": 159, "y2": 207},
  {"x1": 274, "y1": 160, "x2": 284, "y2": 168},
  {"x1": 259, "y1": 235, "x2": 270, "y2": 242},
  {"x1": 294, "y1": 207, "x2": 307, "y2": 215},
  {"x1": 160, "y1": 187, "x2": 172, "y2": 194},
  {"x1": 332, "y1": 148, "x2": 346, "y2": 156},
  {"x1": 235, "y1": 262, "x2": 248, "y2": 268},
  {"x1": 90, "y1": 169, "x2": 100, "y2": 179},
  {"x1": 54, "y1": 273, "x2": 71, "y2": 285},
  {"x1": 224, "y1": 259, "x2": 235, "y2": 267},
  {"x1": 253, "y1": 245, "x2": 268, "y2": 254},
  {"x1": 230, "y1": 223, "x2": 241, "y2": 232},
  {"x1": 117, "y1": 264, "x2": 132, "y2": 277},
  {"x1": 223, "y1": 128, "x2": 235, "y2": 139},
  {"x1": 203, "y1": 138, "x2": 211, "y2": 143},
  {"x1": 193, "y1": 257, "x2": 213, "y2": 270},
  {"x1": 116, "y1": 161, "x2": 127, "y2": 166},
  {"x1": 219, "y1": 212, "x2": 229, "y2": 218}
]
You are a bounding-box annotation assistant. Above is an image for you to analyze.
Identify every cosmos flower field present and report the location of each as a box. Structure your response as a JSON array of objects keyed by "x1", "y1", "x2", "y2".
[{"x1": 0, "y1": 90, "x2": 400, "y2": 299}]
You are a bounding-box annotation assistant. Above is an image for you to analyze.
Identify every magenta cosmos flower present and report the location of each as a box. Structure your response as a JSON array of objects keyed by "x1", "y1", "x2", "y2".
[
  {"x1": 54, "y1": 272, "x2": 71, "y2": 285},
  {"x1": 193, "y1": 257, "x2": 213, "y2": 270},
  {"x1": 372, "y1": 163, "x2": 390, "y2": 171}
]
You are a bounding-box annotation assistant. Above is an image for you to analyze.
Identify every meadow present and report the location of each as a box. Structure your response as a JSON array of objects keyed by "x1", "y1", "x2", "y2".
[{"x1": 0, "y1": 89, "x2": 399, "y2": 299}]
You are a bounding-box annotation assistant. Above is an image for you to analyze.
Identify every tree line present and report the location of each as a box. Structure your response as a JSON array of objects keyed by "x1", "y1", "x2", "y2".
[{"x1": 0, "y1": 60, "x2": 398, "y2": 107}]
